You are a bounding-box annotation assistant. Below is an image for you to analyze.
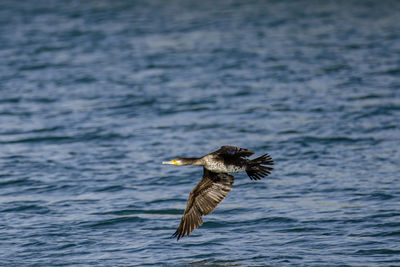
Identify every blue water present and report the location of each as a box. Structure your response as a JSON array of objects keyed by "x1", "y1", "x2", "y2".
[{"x1": 1, "y1": 0, "x2": 400, "y2": 266}]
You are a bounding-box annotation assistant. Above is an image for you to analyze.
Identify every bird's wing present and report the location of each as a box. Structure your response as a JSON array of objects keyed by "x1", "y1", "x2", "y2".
[
  {"x1": 214, "y1": 145, "x2": 254, "y2": 157},
  {"x1": 173, "y1": 169, "x2": 234, "y2": 240}
]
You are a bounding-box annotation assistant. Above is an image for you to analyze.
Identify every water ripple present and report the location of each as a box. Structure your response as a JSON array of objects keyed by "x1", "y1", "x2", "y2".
[{"x1": 1, "y1": 0, "x2": 399, "y2": 266}]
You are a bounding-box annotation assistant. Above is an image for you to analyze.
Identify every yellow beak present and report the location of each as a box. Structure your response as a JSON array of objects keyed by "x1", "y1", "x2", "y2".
[{"x1": 162, "y1": 160, "x2": 179, "y2": 165}]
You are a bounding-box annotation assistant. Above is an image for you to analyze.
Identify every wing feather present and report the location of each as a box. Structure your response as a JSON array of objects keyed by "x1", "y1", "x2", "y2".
[
  {"x1": 214, "y1": 145, "x2": 254, "y2": 157},
  {"x1": 172, "y1": 169, "x2": 234, "y2": 240}
]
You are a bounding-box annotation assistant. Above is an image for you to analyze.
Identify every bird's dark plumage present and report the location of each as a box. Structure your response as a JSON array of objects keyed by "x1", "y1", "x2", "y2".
[
  {"x1": 214, "y1": 145, "x2": 255, "y2": 157},
  {"x1": 163, "y1": 145, "x2": 274, "y2": 240}
]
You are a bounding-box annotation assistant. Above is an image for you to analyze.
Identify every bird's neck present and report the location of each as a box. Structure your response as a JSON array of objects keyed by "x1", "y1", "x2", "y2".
[{"x1": 180, "y1": 158, "x2": 204, "y2": 166}]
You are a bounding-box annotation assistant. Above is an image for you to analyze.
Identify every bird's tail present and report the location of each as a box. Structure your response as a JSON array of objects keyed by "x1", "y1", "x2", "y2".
[{"x1": 246, "y1": 154, "x2": 274, "y2": 180}]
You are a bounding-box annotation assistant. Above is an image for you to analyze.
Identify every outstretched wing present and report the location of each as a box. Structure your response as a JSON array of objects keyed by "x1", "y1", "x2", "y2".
[
  {"x1": 214, "y1": 145, "x2": 254, "y2": 157},
  {"x1": 173, "y1": 169, "x2": 234, "y2": 240}
]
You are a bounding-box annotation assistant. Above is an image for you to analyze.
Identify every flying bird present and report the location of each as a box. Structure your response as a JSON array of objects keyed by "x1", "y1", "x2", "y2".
[{"x1": 162, "y1": 146, "x2": 274, "y2": 240}]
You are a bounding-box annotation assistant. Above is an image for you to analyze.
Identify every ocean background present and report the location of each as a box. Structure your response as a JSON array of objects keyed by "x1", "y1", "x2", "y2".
[{"x1": 1, "y1": 0, "x2": 399, "y2": 266}]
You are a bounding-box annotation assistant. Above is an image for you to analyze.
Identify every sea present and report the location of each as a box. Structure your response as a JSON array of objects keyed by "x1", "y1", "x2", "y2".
[{"x1": 1, "y1": 0, "x2": 399, "y2": 266}]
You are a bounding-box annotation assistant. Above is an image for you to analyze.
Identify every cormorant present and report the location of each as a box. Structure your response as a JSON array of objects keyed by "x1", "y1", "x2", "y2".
[{"x1": 162, "y1": 145, "x2": 274, "y2": 240}]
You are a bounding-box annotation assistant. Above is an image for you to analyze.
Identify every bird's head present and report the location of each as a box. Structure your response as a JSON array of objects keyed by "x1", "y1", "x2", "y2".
[
  {"x1": 162, "y1": 158, "x2": 185, "y2": 166},
  {"x1": 162, "y1": 158, "x2": 202, "y2": 166}
]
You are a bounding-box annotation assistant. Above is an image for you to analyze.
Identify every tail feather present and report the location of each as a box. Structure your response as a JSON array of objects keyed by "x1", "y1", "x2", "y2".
[{"x1": 246, "y1": 154, "x2": 274, "y2": 180}]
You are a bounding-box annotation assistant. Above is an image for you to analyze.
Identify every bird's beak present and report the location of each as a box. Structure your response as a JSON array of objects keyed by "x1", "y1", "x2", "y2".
[{"x1": 162, "y1": 160, "x2": 179, "y2": 165}]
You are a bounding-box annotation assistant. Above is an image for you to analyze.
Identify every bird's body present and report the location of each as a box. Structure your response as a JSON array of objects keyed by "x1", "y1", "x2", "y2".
[
  {"x1": 162, "y1": 145, "x2": 274, "y2": 240},
  {"x1": 198, "y1": 153, "x2": 247, "y2": 173}
]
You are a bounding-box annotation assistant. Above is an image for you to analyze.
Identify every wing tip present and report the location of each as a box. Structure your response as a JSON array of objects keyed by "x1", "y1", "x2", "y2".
[{"x1": 172, "y1": 229, "x2": 183, "y2": 241}]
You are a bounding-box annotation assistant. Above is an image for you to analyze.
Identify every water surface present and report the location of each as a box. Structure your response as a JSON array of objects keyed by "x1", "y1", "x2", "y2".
[{"x1": 1, "y1": 0, "x2": 399, "y2": 266}]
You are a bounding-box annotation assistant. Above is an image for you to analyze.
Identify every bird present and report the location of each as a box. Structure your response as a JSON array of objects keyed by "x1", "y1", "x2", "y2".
[{"x1": 162, "y1": 145, "x2": 274, "y2": 240}]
